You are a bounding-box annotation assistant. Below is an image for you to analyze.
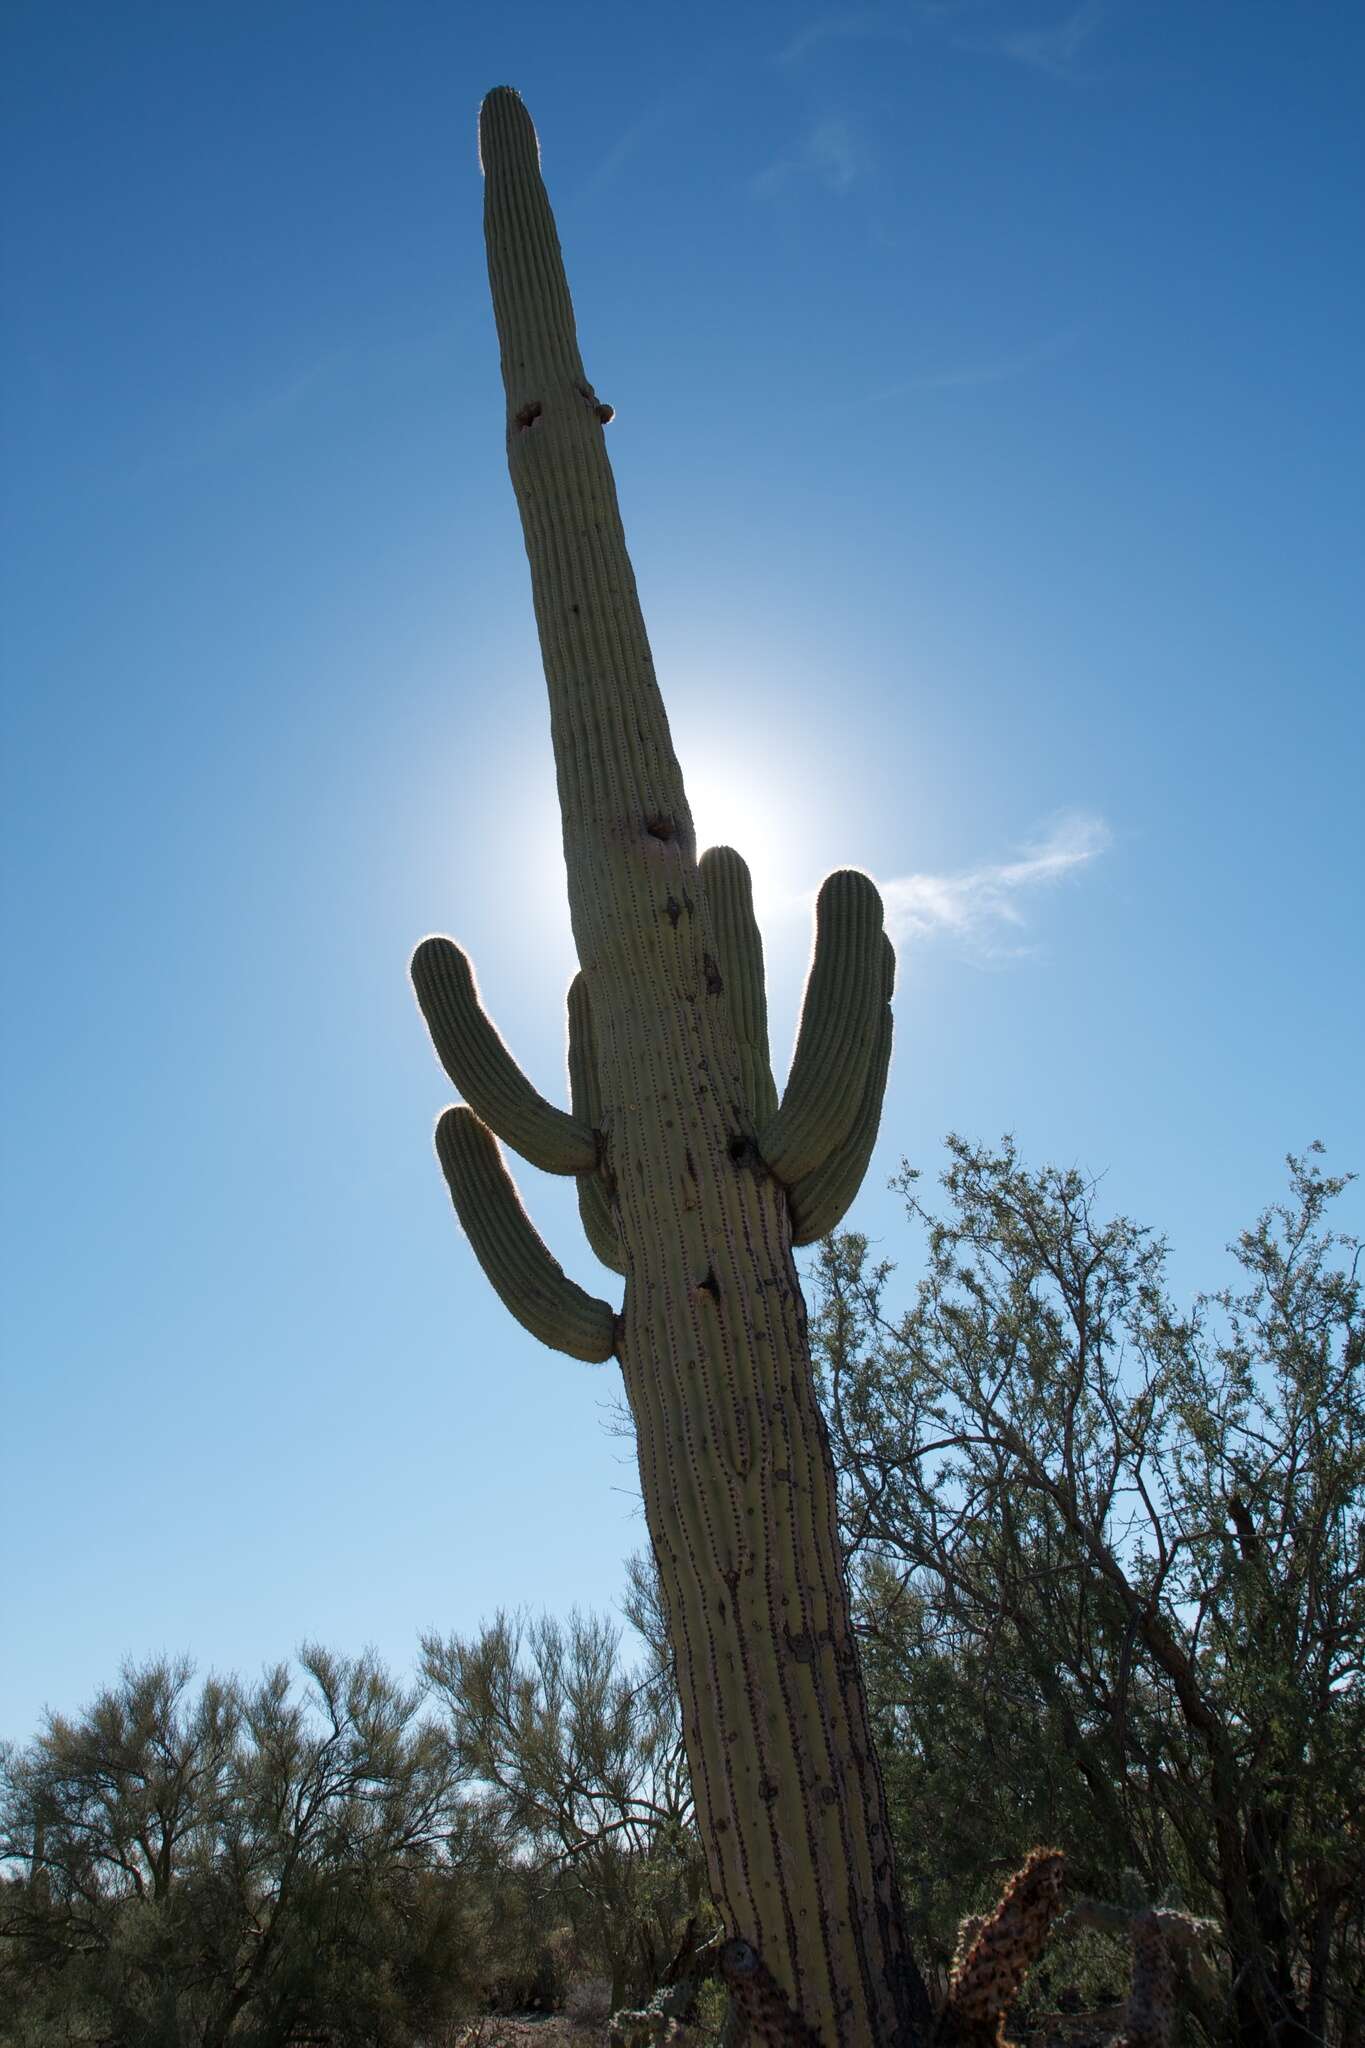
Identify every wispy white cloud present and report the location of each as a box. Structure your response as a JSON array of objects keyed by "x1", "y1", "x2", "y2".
[
  {"x1": 778, "y1": 4, "x2": 986, "y2": 67},
  {"x1": 779, "y1": 1, "x2": 1116, "y2": 83},
  {"x1": 576, "y1": 87, "x2": 694, "y2": 201},
  {"x1": 114, "y1": 352, "x2": 343, "y2": 494},
  {"x1": 751, "y1": 115, "x2": 869, "y2": 200},
  {"x1": 809, "y1": 116, "x2": 864, "y2": 193},
  {"x1": 778, "y1": 8, "x2": 916, "y2": 68},
  {"x1": 578, "y1": 114, "x2": 659, "y2": 201},
  {"x1": 879, "y1": 811, "x2": 1111, "y2": 957},
  {"x1": 955, "y1": 0, "x2": 1114, "y2": 83},
  {"x1": 853, "y1": 323, "x2": 1085, "y2": 405}
]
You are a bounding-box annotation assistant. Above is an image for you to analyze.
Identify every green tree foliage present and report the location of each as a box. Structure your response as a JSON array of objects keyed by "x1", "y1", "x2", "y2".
[
  {"x1": 0, "y1": 1649, "x2": 471, "y2": 2047},
  {"x1": 813, "y1": 1139, "x2": 1364, "y2": 2046},
  {"x1": 422, "y1": 1563, "x2": 711, "y2": 2015},
  {"x1": 5, "y1": 1143, "x2": 1359, "y2": 2045}
]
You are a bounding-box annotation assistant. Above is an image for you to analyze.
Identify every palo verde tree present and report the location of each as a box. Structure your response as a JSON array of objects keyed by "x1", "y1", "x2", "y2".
[
  {"x1": 0, "y1": 1651, "x2": 467, "y2": 2048},
  {"x1": 422, "y1": 1588, "x2": 707, "y2": 2014},
  {"x1": 411, "y1": 87, "x2": 922, "y2": 2044},
  {"x1": 814, "y1": 1140, "x2": 1364, "y2": 2047}
]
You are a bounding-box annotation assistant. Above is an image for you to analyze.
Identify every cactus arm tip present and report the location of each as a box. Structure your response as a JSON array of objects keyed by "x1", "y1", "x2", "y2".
[
  {"x1": 788, "y1": 928, "x2": 896, "y2": 1245},
  {"x1": 758, "y1": 868, "x2": 887, "y2": 1187},
  {"x1": 478, "y1": 85, "x2": 537, "y2": 168},
  {"x1": 412, "y1": 935, "x2": 597, "y2": 1176},
  {"x1": 698, "y1": 844, "x2": 779, "y2": 1130}
]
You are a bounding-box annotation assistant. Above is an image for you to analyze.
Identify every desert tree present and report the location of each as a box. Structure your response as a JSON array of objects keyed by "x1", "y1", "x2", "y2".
[
  {"x1": 813, "y1": 1140, "x2": 1364, "y2": 2046},
  {"x1": 1, "y1": 1648, "x2": 468, "y2": 2047},
  {"x1": 423, "y1": 1576, "x2": 708, "y2": 2014}
]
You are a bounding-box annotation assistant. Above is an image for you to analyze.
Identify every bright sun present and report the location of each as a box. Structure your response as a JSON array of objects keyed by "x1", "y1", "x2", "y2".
[{"x1": 682, "y1": 756, "x2": 791, "y2": 918}]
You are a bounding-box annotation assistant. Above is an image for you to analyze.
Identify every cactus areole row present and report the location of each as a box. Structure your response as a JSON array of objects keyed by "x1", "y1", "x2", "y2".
[{"x1": 413, "y1": 88, "x2": 924, "y2": 2044}]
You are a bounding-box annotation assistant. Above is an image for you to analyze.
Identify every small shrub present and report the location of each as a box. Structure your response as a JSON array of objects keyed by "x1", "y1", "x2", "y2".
[{"x1": 564, "y1": 1975, "x2": 614, "y2": 2027}]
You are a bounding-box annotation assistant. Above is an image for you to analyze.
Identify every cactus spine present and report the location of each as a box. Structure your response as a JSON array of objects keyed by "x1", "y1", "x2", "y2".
[{"x1": 415, "y1": 88, "x2": 921, "y2": 2042}]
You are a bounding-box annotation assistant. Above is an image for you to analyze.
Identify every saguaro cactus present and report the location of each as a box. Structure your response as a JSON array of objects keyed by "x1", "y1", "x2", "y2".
[{"x1": 413, "y1": 88, "x2": 922, "y2": 2043}]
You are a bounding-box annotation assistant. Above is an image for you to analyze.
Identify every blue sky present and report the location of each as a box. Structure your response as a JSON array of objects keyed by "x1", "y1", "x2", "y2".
[{"x1": 3, "y1": 0, "x2": 1361, "y2": 1744}]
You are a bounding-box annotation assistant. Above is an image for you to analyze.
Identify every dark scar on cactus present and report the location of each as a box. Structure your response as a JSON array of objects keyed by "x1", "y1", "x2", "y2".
[
  {"x1": 514, "y1": 400, "x2": 542, "y2": 429},
  {"x1": 698, "y1": 1267, "x2": 720, "y2": 1303},
  {"x1": 646, "y1": 813, "x2": 675, "y2": 840},
  {"x1": 703, "y1": 953, "x2": 723, "y2": 994},
  {"x1": 664, "y1": 894, "x2": 682, "y2": 927}
]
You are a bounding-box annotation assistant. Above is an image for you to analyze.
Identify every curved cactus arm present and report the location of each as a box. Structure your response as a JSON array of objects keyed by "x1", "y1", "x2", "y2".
[
  {"x1": 788, "y1": 931, "x2": 895, "y2": 1245},
  {"x1": 434, "y1": 1107, "x2": 617, "y2": 1362},
  {"x1": 757, "y1": 869, "x2": 886, "y2": 1186},
  {"x1": 566, "y1": 973, "x2": 625, "y2": 1276},
  {"x1": 699, "y1": 846, "x2": 778, "y2": 1128},
  {"x1": 412, "y1": 936, "x2": 596, "y2": 1175}
]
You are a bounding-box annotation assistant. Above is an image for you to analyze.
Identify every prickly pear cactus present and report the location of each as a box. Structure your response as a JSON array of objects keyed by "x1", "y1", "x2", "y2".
[{"x1": 412, "y1": 88, "x2": 921, "y2": 2043}]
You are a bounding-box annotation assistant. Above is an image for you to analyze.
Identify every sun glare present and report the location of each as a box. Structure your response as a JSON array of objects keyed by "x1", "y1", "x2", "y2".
[{"x1": 682, "y1": 755, "x2": 791, "y2": 917}]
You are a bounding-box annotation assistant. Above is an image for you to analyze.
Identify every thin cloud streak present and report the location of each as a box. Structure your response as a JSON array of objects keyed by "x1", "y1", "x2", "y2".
[
  {"x1": 575, "y1": 87, "x2": 694, "y2": 201},
  {"x1": 955, "y1": 0, "x2": 1114, "y2": 82},
  {"x1": 778, "y1": 3, "x2": 984, "y2": 68},
  {"x1": 778, "y1": 8, "x2": 916, "y2": 68},
  {"x1": 751, "y1": 114, "x2": 868, "y2": 199},
  {"x1": 111, "y1": 352, "x2": 344, "y2": 495},
  {"x1": 854, "y1": 323, "x2": 1086, "y2": 405},
  {"x1": 880, "y1": 811, "x2": 1111, "y2": 957},
  {"x1": 778, "y1": 2, "x2": 1115, "y2": 83}
]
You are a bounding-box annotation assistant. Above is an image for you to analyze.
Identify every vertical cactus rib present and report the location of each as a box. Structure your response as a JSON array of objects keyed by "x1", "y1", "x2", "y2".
[
  {"x1": 699, "y1": 846, "x2": 779, "y2": 1129},
  {"x1": 758, "y1": 870, "x2": 887, "y2": 1186},
  {"x1": 412, "y1": 937, "x2": 597, "y2": 1173},
  {"x1": 434, "y1": 1107, "x2": 617, "y2": 1362},
  {"x1": 566, "y1": 972, "x2": 625, "y2": 1275},
  {"x1": 788, "y1": 931, "x2": 895, "y2": 1245}
]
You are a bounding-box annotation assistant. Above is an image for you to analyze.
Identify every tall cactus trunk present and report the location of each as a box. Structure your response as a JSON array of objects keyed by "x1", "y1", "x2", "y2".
[{"x1": 418, "y1": 88, "x2": 927, "y2": 2043}]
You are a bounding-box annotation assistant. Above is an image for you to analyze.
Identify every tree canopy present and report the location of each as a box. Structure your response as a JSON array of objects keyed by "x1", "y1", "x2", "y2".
[
  {"x1": 815, "y1": 1139, "x2": 1363, "y2": 2046},
  {"x1": 4, "y1": 1141, "x2": 1360, "y2": 2044}
]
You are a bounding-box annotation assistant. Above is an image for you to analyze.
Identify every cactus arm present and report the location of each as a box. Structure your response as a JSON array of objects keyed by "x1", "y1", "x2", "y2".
[
  {"x1": 412, "y1": 936, "x2": 596, "y2": 1175},
  {"x1": 434, "y1": 1107, "x2": 617, "y2": 1362},
  {"x1": 757, "y1": 870, "x2": 887, "y2": 1186},
  {"x1": 788, "y1": 932, "x2": 895, "y2": 1245},
  {"x1": 698, "y1": 846, "x2": 779, "y2": 1129},
  {"x1": 566, "y1": 972, "x2": 625, "y2": 1275}
]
